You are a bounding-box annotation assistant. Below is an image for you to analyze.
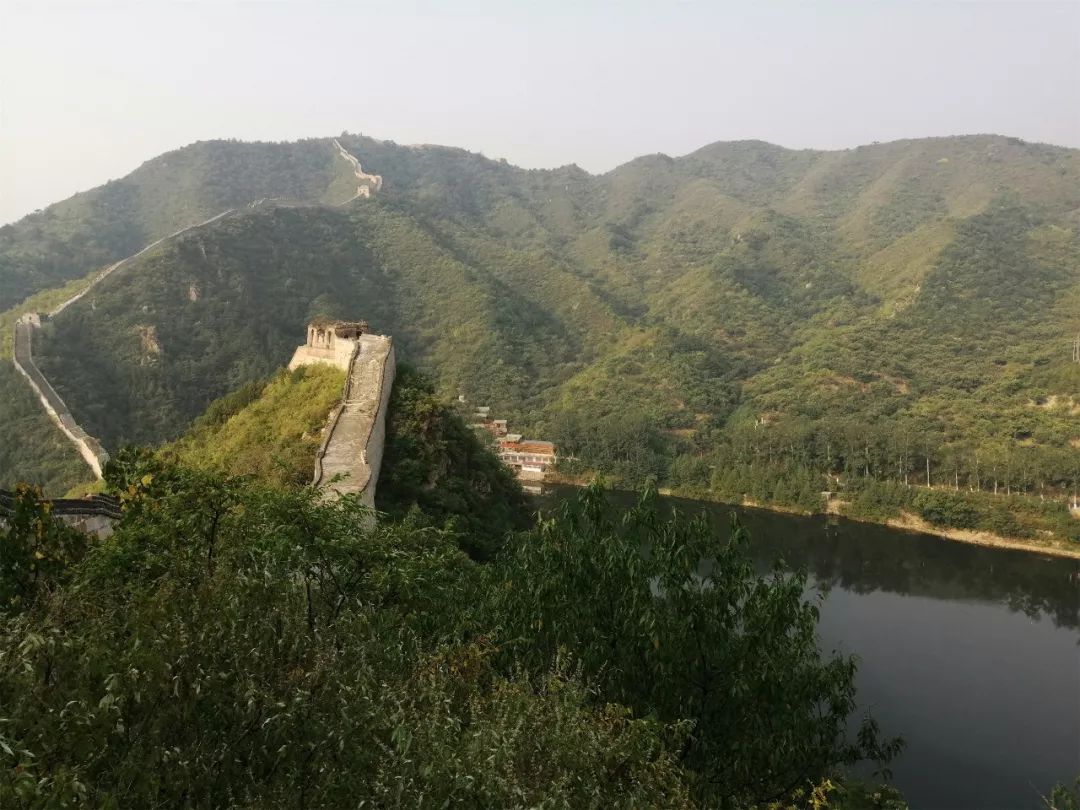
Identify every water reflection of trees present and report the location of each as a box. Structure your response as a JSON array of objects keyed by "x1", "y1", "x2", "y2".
[
  {"x1": 729, "y1": 504, "x2": 1077, "y2": 631},
  {"x1": 540, "y1": 488, "x2": 1080, "y2": 631}
]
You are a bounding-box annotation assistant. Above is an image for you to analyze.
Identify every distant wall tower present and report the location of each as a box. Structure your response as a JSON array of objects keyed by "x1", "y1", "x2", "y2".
[{"x1": 289, "y1": 319, "x2": 370, "y2": 371}]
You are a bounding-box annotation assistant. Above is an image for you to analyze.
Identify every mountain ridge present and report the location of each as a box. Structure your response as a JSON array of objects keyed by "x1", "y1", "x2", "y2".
[{"x1": 1, "y1": 130, "x2": 1077, "y2": 550}]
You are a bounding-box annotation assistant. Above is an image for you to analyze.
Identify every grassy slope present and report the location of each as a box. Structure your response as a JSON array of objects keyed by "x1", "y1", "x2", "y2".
[
  {"x1": 0, "y1": 137, "x2": 355, "y2": 491},
  {"x1": 158, "y1": 361, "x2": 528, "y2": 556},
  {"x1": 161, "y1": 365, "x2": 346, "y2": 488}
]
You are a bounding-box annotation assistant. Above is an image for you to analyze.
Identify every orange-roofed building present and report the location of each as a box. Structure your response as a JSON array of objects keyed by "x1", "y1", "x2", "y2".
[{"x1": 498, "y1": 439, "x2": 557, "y2": 481}]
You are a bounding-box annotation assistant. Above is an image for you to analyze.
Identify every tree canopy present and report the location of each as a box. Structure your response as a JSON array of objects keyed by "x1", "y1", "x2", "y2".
[{"x1": 0, "y1": 454, "x2": 902, "y2": 808}]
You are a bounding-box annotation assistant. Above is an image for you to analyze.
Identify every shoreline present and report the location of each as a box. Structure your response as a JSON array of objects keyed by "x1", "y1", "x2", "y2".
[
  {"x1": 701, "y1": 490, "x2": 1080, "y2": 560},
  {"x1": 543, "y1": 476, "x2": 1080, "y2": 561},
  {"x1": 878, "y1": 510, "x2": 1080, "y2": 561}
]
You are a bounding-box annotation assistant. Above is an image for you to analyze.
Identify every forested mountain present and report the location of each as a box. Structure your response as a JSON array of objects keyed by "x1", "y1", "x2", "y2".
[
  {"x1": 0, "y1": 137, "x2": 355, "y2": 308},
  {"x1": 2, "y1": 132, "x2": 1079, "y2": 544},
  {"x1": 0, "y1": 357, "x2": 904, "y2": 807}
]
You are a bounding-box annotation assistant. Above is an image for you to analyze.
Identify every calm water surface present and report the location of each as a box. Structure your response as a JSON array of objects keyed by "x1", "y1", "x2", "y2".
[{"x1": 538, "y1": 487, "x2": 1080, "y2": 810}]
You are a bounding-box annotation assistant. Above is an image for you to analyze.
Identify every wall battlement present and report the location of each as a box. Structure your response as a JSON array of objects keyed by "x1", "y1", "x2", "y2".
[
  {"x1": 0, "y1": 489, "x2": 120, "y2": 539},
  {"x1": 288, "y1": 319, "x2": 370, "y2": 372}
]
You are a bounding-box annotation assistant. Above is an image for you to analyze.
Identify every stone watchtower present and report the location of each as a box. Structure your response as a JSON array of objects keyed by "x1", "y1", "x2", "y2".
[{"x1": 289, "y1": 318, "x2": 370, "y2": 371}]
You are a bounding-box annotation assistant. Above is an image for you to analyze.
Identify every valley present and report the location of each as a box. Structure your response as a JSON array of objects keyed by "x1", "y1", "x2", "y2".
[
  {"x1": 536, "y1": 485, "x2": 1080, "y2": 808},
  {"x1": 6, "y1": 5, "x2": 1077, "y2": 807},
  {"x1": 1, "y1": 132, "x2": 1078, "y2": 553}
]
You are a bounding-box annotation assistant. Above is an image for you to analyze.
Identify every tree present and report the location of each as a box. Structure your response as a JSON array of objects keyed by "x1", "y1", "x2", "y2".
[
  {"x1": 0, "y1": 484, "x2": 86, "y2": 616},
  {"x1": 483, "y1": 484, "x2": 902, "y2": 806},
  {"x1": 0, "y1": 466, "x2": 694, "y2": 808}
]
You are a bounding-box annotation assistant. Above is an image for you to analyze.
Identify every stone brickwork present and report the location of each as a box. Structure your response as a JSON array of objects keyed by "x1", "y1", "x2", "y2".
[
  {"x1": 333, "y1": 140, "x2": 383, "y2": 201},
  {"x1": 287, "y1": 320, "x2": 367, "y2": 371},
  {"x1": 291, "y1": 323, "x2": 395, "y2": 509},
  {"x1": 0, "y1": 489, "x2": 120, "y2": 538}
]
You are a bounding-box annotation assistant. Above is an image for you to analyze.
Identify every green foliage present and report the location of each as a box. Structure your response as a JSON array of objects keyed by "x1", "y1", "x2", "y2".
[
  {"x1": 0, "y1": 484, "x2": 87, "y2": 615},
  {"x1": 161, "y1": 361, "x2": 528, "y2": 555},
  {"x1": 0, "y1": 363, "x2": 92, "y2": 493},
  {"x1": 161, "y1": 364, "x2": 345, "y2": 487},
  {"x1": 912, "y1": 489, "x2": 981, "y2": 530},
  {"x1": 485, "y1": 485, "x2": 902, "y2": 806},
  {"x1": 869, "y1": 177, "x2": 947, "y2": 248},
  {"x1": 3, "y1": 133, "x2": 1079, "y2": 551},
  {"x1": 847, "y1": 479, "x2": 909, "y2": 522},
  {"x1": 1047, "y1": 779, "x2": 1080, "y2": 810},
  {"x1": 0, "y1": 138, "x2": 353, "y2": 309},
  {"x1": 0, "y1": 465, "x2": 693, "y2": 807},
  {"x1": 377, "y1": 364, "x2": 529, "y2": 558},
  {"x1": 0, "y1": 462, "x2": 896, "y2": 808}
]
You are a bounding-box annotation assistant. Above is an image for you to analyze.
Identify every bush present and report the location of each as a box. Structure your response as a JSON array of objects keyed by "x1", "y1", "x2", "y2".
[
  {"x1": 0, "y1": 466, "x2": 901, "y2": 808},
  {"x1": 914, "y1": 490, "x2": 980, "y2": 530}
]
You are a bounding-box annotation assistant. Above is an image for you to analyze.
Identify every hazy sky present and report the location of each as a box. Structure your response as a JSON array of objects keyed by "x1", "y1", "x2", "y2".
[{"x1": 2, "y1": 0, "x2": 1078, "y2": 225}]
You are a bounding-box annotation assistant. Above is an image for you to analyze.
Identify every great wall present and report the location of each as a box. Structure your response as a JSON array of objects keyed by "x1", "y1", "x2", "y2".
[
  {"x1": 3, "y1": 319, "x2": 396, "y2": 537},
  {"x1": 0, "y1": 488, "x2": 120, "y2": 539},
  {"x1": 333, "y1": 139, "x2": 383, "y2": 200},
  {"x1": 289, "y1": 320, "x2": 396, "y2": 507},
  {"x1": 11, "y1": 209, "x2": 237, "y2": 479},
  {"x1": 6, "y1": 142, "x2": 394, "y2": 526},
  {"x1": 13, "y1": 314, "x2": 111, "y2": 477}
]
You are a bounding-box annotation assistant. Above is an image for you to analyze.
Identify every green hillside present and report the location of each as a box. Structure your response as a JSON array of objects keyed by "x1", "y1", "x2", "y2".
[
  {"x1": 0, "y1": 362, "x2": 901, "y2": 807},
  {"x1": 0, "y1": 137, "x2": 354, "y2": 309},
  {"x1": 3, "y1": 132, "x2": 1079, "y2": 546},
  {"x1": 161, "y1": 364, "x2": 347, "y2": 488},
  {"x1": 158, "y1": 361, "x2": 527, "y2": 555},
  {"x1": 0, "y1": 459, "x2": 902, "y2": 808}
]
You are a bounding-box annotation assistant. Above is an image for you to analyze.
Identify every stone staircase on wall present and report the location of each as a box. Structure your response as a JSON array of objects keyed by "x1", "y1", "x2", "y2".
[{"x1": 291, "y1": 326, "x2": 395, "y2": 508}]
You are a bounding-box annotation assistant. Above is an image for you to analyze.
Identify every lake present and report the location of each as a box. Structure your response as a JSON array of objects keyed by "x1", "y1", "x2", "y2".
[{"x1": 537, "y1": 486, "x2": 1080, "y2": 809}]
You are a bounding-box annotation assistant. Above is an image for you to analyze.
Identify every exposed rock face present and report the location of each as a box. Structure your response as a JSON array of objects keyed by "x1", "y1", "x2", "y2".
[{"x1": 136, "y1": 325, "x2": 161, "y2": 360}]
